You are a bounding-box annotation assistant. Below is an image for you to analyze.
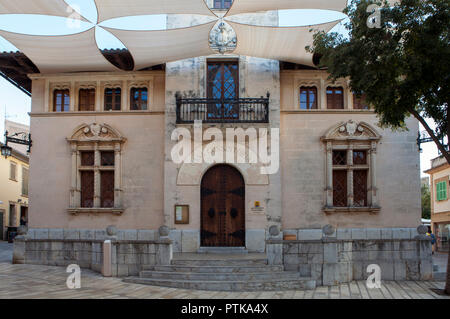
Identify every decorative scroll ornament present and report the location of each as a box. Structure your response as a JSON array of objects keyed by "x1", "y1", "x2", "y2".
[
  {"x1": 209, "y1": 21, "x2": 237, "y2": 54},
  {"x1": 324, "y1": 120, "x2": 381, "y2": 141},
  {"x1": 68, "y1": 123, "x2": 126, "y2": 143}
]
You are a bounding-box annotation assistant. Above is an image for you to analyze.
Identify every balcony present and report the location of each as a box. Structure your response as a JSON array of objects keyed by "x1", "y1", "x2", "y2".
[{"x1": 176, "y1": 93, "x2": 270, "y2": 124}]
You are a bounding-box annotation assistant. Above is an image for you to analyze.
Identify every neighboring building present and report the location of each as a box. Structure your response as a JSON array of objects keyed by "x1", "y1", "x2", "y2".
[
  {"x1": 421, "y1": 176, "x2": 430, "y2": 188},
  {"x1": 1, "y1": 1, "x2": 431, "y2": 288},
  {"x1": 0, "y1": 142, "x2": 29, "y2": 240},
  {"x1": 5, "y1": 120, "x2": 30, "y2": 156},
  {"x1": 425, "y1": 156, "x2": 450, "y2": 253}
]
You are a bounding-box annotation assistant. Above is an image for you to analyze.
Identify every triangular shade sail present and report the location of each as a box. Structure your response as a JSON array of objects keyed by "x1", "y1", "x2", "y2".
[
  {"x1": 228, "y1": 20, "x2": 341, "y2": 66},
  {"x1": 105, "y1": 22, "x2": 217, "y2": 70},
  {"x1": 225, "y1": 0, "x2": 348, "y2": 17},
  {"x1": 0, "y1": 28, "x2": 119, "y2": 73},
  {"x1": 94, "y1": 0, "x2": 216, "y2": 23},
  {"x1": 0, "y1": 0, "x2": 87, "y2": 21}
]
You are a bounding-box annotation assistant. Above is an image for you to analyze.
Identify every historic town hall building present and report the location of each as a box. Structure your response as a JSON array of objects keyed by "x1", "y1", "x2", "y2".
[{"x1": 1, "y1": 1, "x2": 432, "y2": 290}]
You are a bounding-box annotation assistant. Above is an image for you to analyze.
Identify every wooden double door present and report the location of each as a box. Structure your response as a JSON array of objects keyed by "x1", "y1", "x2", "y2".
[{"x1": 201, "y1": 165, "x2": 245, "y2": 247}]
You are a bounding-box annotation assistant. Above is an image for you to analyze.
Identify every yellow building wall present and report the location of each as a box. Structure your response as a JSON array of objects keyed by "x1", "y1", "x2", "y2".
[{"x1": 0, "y1": 153, "x2": 29, "y2": 239}]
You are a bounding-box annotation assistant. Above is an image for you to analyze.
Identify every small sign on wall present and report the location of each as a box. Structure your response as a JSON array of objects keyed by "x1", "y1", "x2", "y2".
[
  {"x1": 250, "y1": 201, "x2": 265, "y2": 214},
  {"x1": 174, "y1": 205, "x2": 189, "y2": 224}
]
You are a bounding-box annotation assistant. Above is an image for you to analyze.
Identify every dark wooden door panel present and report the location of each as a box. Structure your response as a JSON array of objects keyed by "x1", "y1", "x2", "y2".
[{"x1": 201, "y1": 165, "x2": 245, "y2": 247}]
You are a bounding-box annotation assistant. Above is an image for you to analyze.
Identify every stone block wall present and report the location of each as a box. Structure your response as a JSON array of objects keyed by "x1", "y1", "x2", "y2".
[
  {"x1": 268, "y1": 227, "x2": 433, "y2": 286},
  {"x1": 13, "y1": 228, "x2": 171, "y2": 277}
]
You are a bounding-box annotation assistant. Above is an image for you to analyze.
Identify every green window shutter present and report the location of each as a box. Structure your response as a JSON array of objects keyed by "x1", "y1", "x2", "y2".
[
  {"x1": 443, "y1": 182, "x2": 447, "y2": 200},
  {"x1": 436, "y1": 181, "x2": 447, "y2": 201},
  {"x1": 437, "y1": 182, "x2": 441, "y2": 201}
]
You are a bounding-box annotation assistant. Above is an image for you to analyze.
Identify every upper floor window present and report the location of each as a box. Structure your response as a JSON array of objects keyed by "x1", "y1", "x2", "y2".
[
  {"x1": 104, "y1": 88, "x2": 122, "y2": 111},
  {"x1": 353, "y1": 93, "x2": 369, "y2": 110},
  {"x1": 436, "y1": 181, "x2": 448, "y2": 201},
  {"x1": 22, "y1": 167, "x2": 29, "y2": 196},
  {"x1": 214, "y1": 0, "x2": 232, "y2": 9},
  {"x1": 130, "y1": 87, "x2": 148, "y2": 110},
  {"x1": 326, "y1": 87, "x2": 344, "y2": 109},
  {"x1": 300, "y1": 86, "x2": 318, "y2": 110},
  {"x1": 53, "y1": 89, "x2": 70, "y2": 112},
  {"x1": 79, "y1": 88, "x2": 96, "y2": 111},
  {"x1": 10, "y1": 162, "x2": 17, "y2": 181}
]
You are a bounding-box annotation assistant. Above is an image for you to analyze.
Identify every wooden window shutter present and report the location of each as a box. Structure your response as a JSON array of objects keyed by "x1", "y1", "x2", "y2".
[
  {"x1": 79, "y1": 88, "x2": 96, "y2": 111},
  {"x1": 333, "y1": 170, "x2": 347, "y2": 207},
  {"x1": 101, "y1": 171, "x2": 115, "y2": 208},
  {"x1": 353, "y1": 170, "x2": 368, "y2": 207},
  {"x1": 80, "y1": 171, "x2": 94, "y2": 208},
  {"x1": 22, "y1": 167, "x2": 29, "y2": 196},
  {"x1": 10, "y1": 162, "x2": 16, "y2": 181}
]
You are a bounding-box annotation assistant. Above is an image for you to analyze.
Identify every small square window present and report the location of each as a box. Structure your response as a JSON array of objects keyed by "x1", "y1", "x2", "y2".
[
  {"x1": 333, "y1": 151, "x2": 347, "y2": 166},
  {"x1": 101, "y1": 151, "x2": 115, "y2": 166},
  {"x1": 353, "y1": 151, "x2": 367, "y2": 165},
  {"x1": 81, "y1": 151, "x2": 95, "y2": 166}
]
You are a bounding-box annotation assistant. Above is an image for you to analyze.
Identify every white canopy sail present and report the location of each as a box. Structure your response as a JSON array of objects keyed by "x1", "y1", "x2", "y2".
[
  {"x1": 225, "y1": 0, "x2": 348, "y2": 17},
  {"x1": 105, "y1": 22, "x2": 217, "y2": 70},
  {"x1": 228, "y1": 20, "x2": 342, "y2": 66},
  {"x1": 0, "y1": 0, "x2": 87, "y2": 21},
  {"x1": 93, "y1": 0, "x2": 216, "y2": 23},
  {"x1": 0, "y1": 28, "x2": 119, "y2": 73}
]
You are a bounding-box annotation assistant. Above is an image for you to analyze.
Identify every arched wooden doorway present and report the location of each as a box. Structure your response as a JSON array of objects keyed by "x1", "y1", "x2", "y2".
[{"x1": 201, "y1": 165, "x2": 245, "y2": 247}]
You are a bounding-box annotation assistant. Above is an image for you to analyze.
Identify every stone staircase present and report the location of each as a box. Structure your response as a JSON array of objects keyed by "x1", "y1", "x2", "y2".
[{"x1": 124, "y1": 253, "x2": 316, "y2": 291}]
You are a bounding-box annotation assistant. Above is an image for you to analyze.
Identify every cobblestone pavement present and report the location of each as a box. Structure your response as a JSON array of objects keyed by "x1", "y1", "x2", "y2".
[
  {"x1": 433, "y1": 252, "x2": 448, "y2": 272},
  {"x1": 0, "y1": 263, "x2": 448, "y2": 299},
  {"x1": 0, "y1": 242, "x2": 13, "y2": 263}
]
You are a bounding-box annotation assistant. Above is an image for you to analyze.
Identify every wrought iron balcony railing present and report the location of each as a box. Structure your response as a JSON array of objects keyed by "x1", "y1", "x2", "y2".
[{"x1": 176, "y1": 93, "x2": 270, "y2": 124}]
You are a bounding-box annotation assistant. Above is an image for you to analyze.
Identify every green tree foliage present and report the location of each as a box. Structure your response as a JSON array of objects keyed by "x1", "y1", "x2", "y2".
[
  {"x1": 308, "y1": 0, "x2": 450, "y2": 162},
  {"x1": 308, "y1": 0, "x2": 450, "y2": 295},
  {"x1": 421, "y1": 184, "x2": 431, "y2": 219}
]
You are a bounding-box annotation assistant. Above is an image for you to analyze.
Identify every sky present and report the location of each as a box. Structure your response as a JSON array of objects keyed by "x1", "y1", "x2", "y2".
[{"x1": 0, "y1": 0, "x2": 440, "y2": 176}]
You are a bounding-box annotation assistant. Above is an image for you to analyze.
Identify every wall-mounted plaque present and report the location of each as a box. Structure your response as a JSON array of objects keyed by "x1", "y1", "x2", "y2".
[
  {"x1": 250, "y1": 201, "x2": 265, "y2": 214},
  {"x1": 174, "y1": 205, "x2": 189, "y2": 224}
]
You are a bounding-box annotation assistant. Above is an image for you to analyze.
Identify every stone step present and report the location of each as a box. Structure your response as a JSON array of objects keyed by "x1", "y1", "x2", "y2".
[
  {"x1": 197, "y1": 247, "x2": 249, "y2": 254},
  {"x1": 142, "y1": 265, "x2": 284, "y2": 273},
  {"x1": 124, "y1": 277, "x2": 316, "y2": 291},
  {"x1": 171, "y1": 259, "x2": 268, "y2": 266},
  {"x1": 139, "y1": 271, "x2": 300, "y2": 281}
]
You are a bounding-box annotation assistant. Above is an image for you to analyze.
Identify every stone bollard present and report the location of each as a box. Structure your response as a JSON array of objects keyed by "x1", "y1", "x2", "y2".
[
  {"x1": 104, "y1": 226, "x2": 118, "y2": 276},
  {"x1": 267, "y1": 225, "x2": 283, "y2": 265},
  {"x1": 322, "y1": 225, "x2": 339, "y2": 286},
  {"x1": 102, "y1": 240, "x2": 112, "y2": 277},
  {"x1": 156, "y1": 226, "x2": 172, "y2": 265},
  {"x1": 12, "y1": 226, "x2": 28, "y2": 264}
]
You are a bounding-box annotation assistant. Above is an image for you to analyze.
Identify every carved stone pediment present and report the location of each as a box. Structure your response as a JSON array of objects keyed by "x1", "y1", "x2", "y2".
[
  {"x1": 67, "y1": 123, "x2": 126, "y2": 143},
  {"x1": 322, "y1": 120, "x2": 381, "y2": 141}
]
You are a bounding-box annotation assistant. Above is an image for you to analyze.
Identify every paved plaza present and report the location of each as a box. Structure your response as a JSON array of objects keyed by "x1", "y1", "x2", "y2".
[{"x1": 0, "y1": 241, "x2": 448, "y2": 299}]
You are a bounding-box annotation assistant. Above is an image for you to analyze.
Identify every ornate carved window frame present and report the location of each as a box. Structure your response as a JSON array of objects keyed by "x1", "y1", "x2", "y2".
[
  {"x1": 321, "y1": 120, "x2": 381, "y2": 214},
  {"x1": 295, "y1": 79, "x2": 321, "y2": 109},
  {"x1": 50, "y1": 83, "x2": 70, "y2": 112},
  {"x1": 66, "y1": 123, "x2": 126, "y2": 215},
  {"x1": 128, "y1": 80, "x2": 152, "y2": 111}
]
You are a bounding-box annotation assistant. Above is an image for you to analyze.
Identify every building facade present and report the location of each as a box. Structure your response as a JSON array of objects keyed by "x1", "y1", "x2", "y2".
[
  {"x1": 425, "y1": 156, "x2": 450, "y2": 253},
  {"x1": 6, "y1": 2, "x2": 432, "y2": 287},
  {"x1": 0, "y1": 142, "x2": 29, "y2": 240}
]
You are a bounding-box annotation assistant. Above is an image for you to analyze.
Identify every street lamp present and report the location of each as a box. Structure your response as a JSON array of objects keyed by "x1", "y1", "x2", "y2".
[
  {"x1": 1, "y1": 130, "x2": 32, "y2": 159},
  {"x1": 1, "y1": 144, "x2": 12, "y2": 158}
]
